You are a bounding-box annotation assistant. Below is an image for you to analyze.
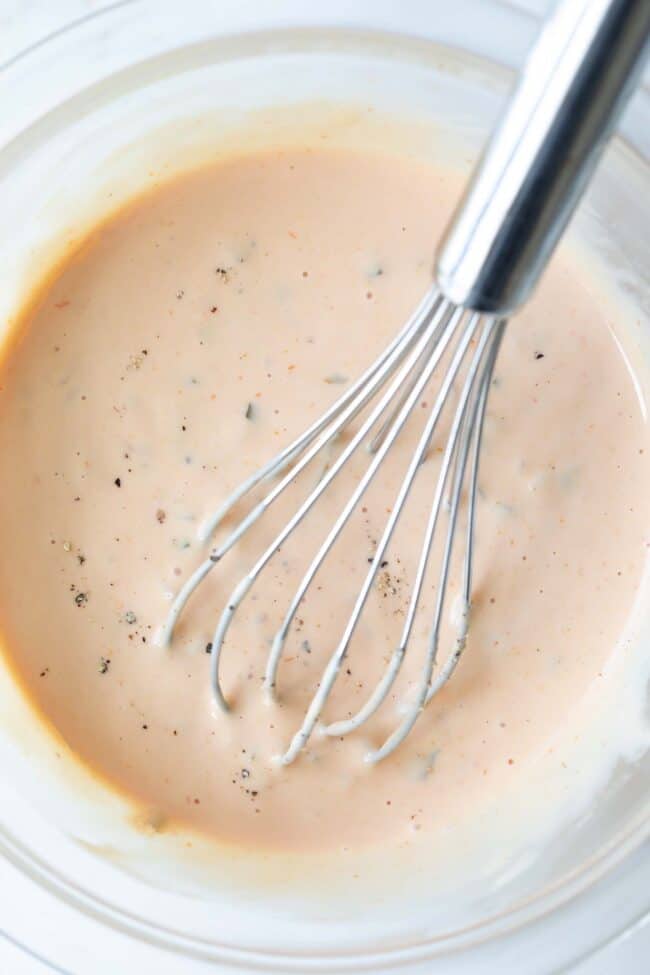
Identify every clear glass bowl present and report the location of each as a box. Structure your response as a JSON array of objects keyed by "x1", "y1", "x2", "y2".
[{"x1": 0, "y1": 2, "x2": 648, "y2": 972}]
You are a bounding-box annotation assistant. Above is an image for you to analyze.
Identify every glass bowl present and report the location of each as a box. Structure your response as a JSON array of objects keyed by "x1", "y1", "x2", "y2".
[{"x1": 0, "y1": 2, "x2": 648, "y2": 972}]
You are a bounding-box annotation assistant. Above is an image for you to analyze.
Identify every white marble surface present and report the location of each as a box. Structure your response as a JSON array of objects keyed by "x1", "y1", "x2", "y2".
[{"x1": 0, "y1": 2, "x2": 648, "y2": 972}]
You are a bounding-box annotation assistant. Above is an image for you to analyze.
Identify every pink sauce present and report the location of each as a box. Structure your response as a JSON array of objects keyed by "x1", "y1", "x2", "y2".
[{"x1": 0, "y1": 146, "x2": 647, "y2": 851}]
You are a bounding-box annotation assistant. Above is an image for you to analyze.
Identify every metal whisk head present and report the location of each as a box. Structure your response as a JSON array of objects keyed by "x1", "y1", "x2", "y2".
[
  {"x1": 160, "y1": 292, "x2": 505, "y2": 764},
  {"x1": 160, "y1": 0, "x2": 650, "y2": 764}
]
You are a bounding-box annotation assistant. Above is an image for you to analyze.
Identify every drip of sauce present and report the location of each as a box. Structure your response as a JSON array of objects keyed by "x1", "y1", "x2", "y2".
[{"x1": 0, "y1": 146, "x2": 647, "y2": 852}]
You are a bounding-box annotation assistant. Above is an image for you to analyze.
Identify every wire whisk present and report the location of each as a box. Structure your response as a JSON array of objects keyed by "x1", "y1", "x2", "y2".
[{"x1": 159, "y1": 0, "x2": 650, "y2": 764}]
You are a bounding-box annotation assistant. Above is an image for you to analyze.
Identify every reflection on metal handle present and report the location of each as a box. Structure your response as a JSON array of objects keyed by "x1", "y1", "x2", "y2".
[{"x1": 436, "y1": 0, "x2": 650, "y2": 315}]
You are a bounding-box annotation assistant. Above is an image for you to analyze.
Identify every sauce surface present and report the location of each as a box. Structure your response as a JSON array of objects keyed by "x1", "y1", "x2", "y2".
[{"x1": 0, "y1": 147, "x2": 647, "y2": 851}]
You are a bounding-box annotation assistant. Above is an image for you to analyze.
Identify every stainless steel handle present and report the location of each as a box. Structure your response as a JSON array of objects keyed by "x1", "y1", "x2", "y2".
[{"x1": 435, "y1": 0, "x2": 650, "y2": 315}]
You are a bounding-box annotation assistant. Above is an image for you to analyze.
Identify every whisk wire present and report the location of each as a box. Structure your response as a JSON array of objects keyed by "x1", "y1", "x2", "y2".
[
  {"x1": 198, "y1": 288, "x2": 441, "y2": 543},
  {"x1": 161, "y1": 291, "x2": 505, "y2": 758},
  {"x1": 278, "y1": 305, "x2": 479, "y2": 764},
  {"x1": 265, "y1": 302, "x2": 464, "y2": 702},
  {"x1": 159, "y1": 288, "x2": 441, "y2": 648},
  {"x1": 322, "y1": 313, "x2": 494, "y2": 744},
  {"x1": 210, "y1": 296, "x2": 458, "y2": 709},
  {"x1": 454, "y1": 318, "x2": 504, "y2": 646},
  {"x1": 367, "y1": 315, "x2": 504, "y2": 763}
]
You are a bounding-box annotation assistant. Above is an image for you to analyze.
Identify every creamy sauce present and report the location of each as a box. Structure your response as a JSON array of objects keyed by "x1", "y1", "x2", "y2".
[{"x1": 0, "y1": 146, "x2": 647, "y2": 852}]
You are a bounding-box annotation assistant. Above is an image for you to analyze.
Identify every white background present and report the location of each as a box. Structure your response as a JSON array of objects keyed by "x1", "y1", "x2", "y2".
[{"x1": 0, "y1": 1, "x2": 648, "y2": 972}]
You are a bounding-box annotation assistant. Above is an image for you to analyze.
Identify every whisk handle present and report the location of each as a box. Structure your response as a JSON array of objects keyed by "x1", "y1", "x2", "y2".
[{"x1": 436, "y1": 0, "x2": 650, "y2": 315}]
